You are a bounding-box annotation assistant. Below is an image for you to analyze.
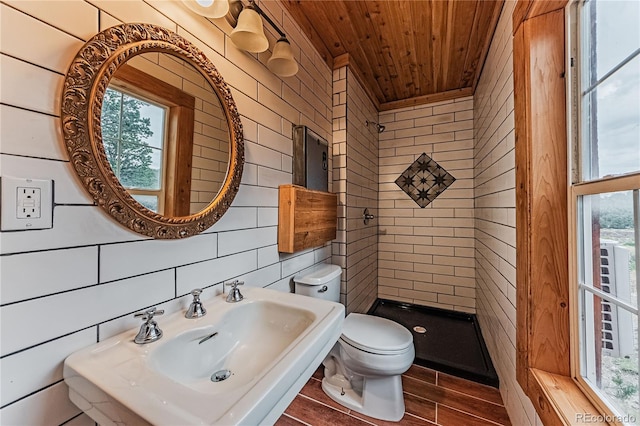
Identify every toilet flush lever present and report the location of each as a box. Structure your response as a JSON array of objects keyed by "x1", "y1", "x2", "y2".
[{"x1": 318, "y1": 285, "x2": 328, "y2": 293}]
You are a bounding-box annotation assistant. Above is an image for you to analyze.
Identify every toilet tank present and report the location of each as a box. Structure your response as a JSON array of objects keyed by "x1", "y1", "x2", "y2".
[{"x1": 293, "y1": 264, "x2": 342, "y2": 303}]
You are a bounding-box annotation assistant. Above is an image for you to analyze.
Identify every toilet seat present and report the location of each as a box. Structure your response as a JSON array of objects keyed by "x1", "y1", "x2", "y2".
[{"x1": 341, "y1": 313, "x2": 413, "y2": 355}]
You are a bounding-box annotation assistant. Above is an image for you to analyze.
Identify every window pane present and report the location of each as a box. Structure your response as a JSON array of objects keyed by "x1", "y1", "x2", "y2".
[
  {"x1": 100, "y1": 88, "x2": 166, "y2": 191},
  {"x1": 582, "y1": 56, "x2": 640, "y2": 179},
  {"x1": 580, "y1": 291, "x2": 638, "y2": 422},
  {"x1": 131, "y1": 194, "x2": 159, "y2": 213},
  {"x1": 580, "y1": 191, "x2": 637, "y2": 307},
  {"x1": 118, "y1": 144, "x2": 162, "y2": 190},
  {"x1": 578, "y1": 190, "x2": 639, "y2": 421},
  {"x1": 583, "y1": 0, "x2": 640, "y2": 85}
]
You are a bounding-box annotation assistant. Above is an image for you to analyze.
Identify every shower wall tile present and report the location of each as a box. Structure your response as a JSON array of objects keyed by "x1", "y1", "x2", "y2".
[
  {"x1": 378, "y1": 96, "x2": 475, "y2": 313},
  {"x1": 472, "y1": 2, "x2": 539, "y2": 425},
  {"x1": 332, "y1": 67, "x2": 378, "y2": 314},
  {"x1": 0, "y1": 1, "x2": 332, "y2": 422}
]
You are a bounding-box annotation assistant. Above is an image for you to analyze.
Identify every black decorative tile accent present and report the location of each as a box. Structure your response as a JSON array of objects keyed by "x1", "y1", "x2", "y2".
[{"x1": 395, "y1": 153, "x2": 456, "y2": 208}]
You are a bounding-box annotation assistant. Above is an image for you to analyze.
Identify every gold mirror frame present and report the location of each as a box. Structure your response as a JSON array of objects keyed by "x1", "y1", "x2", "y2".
[{"x1": 61, "y1": 23, "x2": 243, "y2": 239}]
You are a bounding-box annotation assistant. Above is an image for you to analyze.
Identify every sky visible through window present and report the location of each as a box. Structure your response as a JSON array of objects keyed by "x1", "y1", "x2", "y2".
[{"x1": 585, "y1": 0, "x2": 640, "y2": 179}]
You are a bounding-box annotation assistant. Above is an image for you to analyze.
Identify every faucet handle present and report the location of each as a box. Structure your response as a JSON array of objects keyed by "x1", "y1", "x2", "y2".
[
  {"x1": 134, "y1": 307, "x2": 164, "y2": 321},
  {"x1": 224, "y1": 280, "x2": 244, "y2": 288},
  {"x1": 185, "y1": 288, "x2": 207, "y2": 318},
  {"x1": 224, "y1": 280, "x2": 244, "y2": 303},
  {"x1": 133, "y1": 307, "x2": 164, "y2": 344}
]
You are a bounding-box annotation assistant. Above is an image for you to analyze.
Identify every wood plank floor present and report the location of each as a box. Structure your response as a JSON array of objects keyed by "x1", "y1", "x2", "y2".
[{"x1": 276, "y1": 364, "x2": 511, "y2": 426}]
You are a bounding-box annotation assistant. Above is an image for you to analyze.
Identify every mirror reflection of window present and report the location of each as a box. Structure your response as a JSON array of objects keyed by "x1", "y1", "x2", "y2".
[{"x1": 102, "y1": 88, "x2": 168, "y2": 213}]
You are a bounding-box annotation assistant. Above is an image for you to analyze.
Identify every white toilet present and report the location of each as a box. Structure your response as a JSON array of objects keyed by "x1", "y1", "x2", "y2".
[{"x1": 294, "y1": 264, "x2": 415, "y2": 422}]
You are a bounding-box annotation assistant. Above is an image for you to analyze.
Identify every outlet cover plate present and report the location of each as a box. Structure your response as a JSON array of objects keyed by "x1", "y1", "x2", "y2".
[{"x1": 1, "y1": 176, "x2": 53, "y2": 230}]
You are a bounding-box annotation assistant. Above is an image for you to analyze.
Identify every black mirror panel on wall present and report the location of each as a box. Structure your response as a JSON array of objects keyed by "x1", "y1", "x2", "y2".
[{"x1": 292, "y1": 125, "x2": 328, "y2": 192}]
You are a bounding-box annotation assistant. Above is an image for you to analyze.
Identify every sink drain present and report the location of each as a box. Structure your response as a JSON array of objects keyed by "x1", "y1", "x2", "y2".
[
  {"x1": 413, "y1": 326, "x2": 427, "y2": 334},
  {"x1": 211, "y1": 369, "x2": 232, "y2": 382}
]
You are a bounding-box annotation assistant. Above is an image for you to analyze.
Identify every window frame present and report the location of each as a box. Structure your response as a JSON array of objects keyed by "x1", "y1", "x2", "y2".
[
  {"x1": 567, "y1": 0, "x2": 640, "y2": 419},
  {"x1": 103, "y1": 86, "x2": 170, "y2": 213},
  {"x1": 515, "y1": 1, "x2": 640, "y2": 424}
]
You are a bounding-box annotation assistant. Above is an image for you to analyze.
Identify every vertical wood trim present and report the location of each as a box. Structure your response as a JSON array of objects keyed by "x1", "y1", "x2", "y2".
[
  {"x1": 526, "y1": 8, "x2": 570, "y2": 377},
  {"x1": 514, "y1": 21, "x2": 532, "y2": 393},
  {"x1": 172, "y1": 105, "x2": 194, "y2": 216},
  {"x1": 514, "y1": 5, "x2": 570, "y2": 417}
]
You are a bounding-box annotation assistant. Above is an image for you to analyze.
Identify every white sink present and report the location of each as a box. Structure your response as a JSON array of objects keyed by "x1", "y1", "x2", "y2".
[{"x1": 64, "y1": 287, "x2": 344, "y2": 425}]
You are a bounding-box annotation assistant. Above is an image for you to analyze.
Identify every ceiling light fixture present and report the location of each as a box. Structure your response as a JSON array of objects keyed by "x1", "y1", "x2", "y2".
[{"x1": 181, "y1": 0, "x2": 230, "y2": 19}]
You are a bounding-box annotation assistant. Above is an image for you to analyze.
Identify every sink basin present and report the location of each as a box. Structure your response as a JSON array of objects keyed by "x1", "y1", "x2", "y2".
[{"x1": 64, "y1": 287, "x2": 344, "y2": 425}]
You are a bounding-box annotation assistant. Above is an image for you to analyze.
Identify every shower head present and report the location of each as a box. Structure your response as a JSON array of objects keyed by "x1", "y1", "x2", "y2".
[{"x1": 365, "y1": 120, "x2": 385, "y2": 134}]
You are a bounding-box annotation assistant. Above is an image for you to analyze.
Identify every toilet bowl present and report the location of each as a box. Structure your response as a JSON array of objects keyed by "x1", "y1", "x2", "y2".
[{"x1": 294, "y1": 264, "x2": 415, "y2": 421}]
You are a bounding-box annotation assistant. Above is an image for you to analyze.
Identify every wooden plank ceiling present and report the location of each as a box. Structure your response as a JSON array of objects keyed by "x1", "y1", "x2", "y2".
[{"x1": 282, "y1": 0, "x2": 504, "y2": 110}]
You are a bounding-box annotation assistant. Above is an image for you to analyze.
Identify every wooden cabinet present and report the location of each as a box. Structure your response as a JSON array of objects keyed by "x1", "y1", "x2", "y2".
[{"x1": 278, "y1": 185, "x2": 337, "y2": 253}]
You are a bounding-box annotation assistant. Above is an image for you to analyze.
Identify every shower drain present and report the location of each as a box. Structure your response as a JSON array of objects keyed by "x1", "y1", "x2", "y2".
[
  {"x1": 413, "y1": 326, "x2": 427, "y2": 334},
  {"x1": 211, "y1": 369, "x2": 232, "y2": 382}
]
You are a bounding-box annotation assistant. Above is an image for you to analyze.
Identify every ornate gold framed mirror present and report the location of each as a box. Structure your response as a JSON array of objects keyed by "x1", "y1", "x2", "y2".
[{"x1": 61, "y1": 23, "x2": 244, "y2": 239}]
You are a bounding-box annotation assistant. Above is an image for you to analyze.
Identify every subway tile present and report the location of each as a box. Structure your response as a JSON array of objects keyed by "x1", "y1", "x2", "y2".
[
  {"x1": 1, "y1": 155, "x2": 92, "y2": 205},
  {"x1": 258, "y1": 166, "x2": 292, "y2": 188},
  {"x1": 217, "y1": 226, "x2": 277, "y2": 256},
  {"x1": 1, "y1": 247, "x2": 98, "y2": 304},
  {"x1": 2, "y1": 0, "x2": 98, "y2": 41},
  {"x1": 0, "y1": 106, "x2": 67, "y2": 161},
  {"x1": 176, "y1": 250, "x2": 257, "y2": 296},
  {"x1": 0, "y1": 55, "x2": 62, "y2": 115},
  {"x1": 281, "y1": 250, "x2": 316, "y2": 277},
  {"x1": 0, "y1": 381, "x2": 80, "y2": 426},
  {"x1": 0, "y1": 270, "x2": 174, "y2": 356},
  {"x1": 100, "y1": 233, "x2": 217, "y2": 282},
  {"x1": 86, "y1": 0, "x2": 176, "y2": 30},
  {"x1": 258, "y1": 245, "x2": 281, "y2": 268},
  {"x1": 232, "y1": 185, "x2": 278, "y2": 207},
  {"x1": 0, "y1": 328, "x2": 95, "y2": 406},
  {"x1": 0, "y1": 4, "x2": 84, "y2": 74},
  {"x1": 208, "y1": 207, "x2": 258, "y2": 232},
  {"x1": 0, "y1": 206, "x2": 142, "y2": 255}
]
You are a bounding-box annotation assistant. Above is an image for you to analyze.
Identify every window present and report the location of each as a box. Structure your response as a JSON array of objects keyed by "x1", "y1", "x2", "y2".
[
  {"x1": 571, "y1": 0, "x2": 640, "y2": 423},
  {"x1": 102, "y1": 87, "x2": 168, "y2": 213}
]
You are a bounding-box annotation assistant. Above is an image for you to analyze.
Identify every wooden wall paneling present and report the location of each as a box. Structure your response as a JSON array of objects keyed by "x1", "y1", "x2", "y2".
[
  {"x1": 514, "y1": 3, "x2": 575, "y2": 424},
  {"x1": 514, "y1": 20, "x2": 532, "y2": 392},
  {"x1": 526, "y1": 8, "x2": 570, "y2": 377}
]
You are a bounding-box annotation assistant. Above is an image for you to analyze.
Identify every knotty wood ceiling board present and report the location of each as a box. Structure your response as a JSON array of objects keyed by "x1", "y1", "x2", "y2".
[{"x1": 282, "y1": 0, "x2": 504, "y2": 109}]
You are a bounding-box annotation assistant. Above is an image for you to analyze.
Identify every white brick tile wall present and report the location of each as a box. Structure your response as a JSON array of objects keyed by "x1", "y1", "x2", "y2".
[
  {"x1": 0, "y1": 1, "x2": 333, "y2": 422},
  {"x1": 473, "y1": 2, "x2": 539, "y2": 425},
  {"x1": 378, "y1": 96, "x2": 475, "y2": 313},
  {"x1": 332, "y1": 67, "x2": 378, "y2": 313}
]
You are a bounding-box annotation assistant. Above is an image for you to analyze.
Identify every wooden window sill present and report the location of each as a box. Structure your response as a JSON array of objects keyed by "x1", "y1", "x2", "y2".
[{"x1": 529, "y1": 369, "x2": 608, "y2": 426}]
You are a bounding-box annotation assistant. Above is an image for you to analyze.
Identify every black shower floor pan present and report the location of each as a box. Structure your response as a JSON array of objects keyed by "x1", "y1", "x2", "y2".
[{"x1": 368, "y1": 298, "x2": 499, "y2": 388}]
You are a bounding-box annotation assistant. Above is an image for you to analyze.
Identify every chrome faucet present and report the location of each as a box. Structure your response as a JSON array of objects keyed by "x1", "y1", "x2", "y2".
[
  {"x1": 225, "y1": 280, "x2": 244, "y2": 303},
  {"x1": 133, "y1": 307, "x2": 164, "y2": 344},
  {"x1": 185, "y1": 288, "x2": 207, "y2": 319}
]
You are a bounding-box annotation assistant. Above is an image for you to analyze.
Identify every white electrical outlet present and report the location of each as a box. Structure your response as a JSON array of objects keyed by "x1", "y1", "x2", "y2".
[
  {"x1": 1, "y1": 177, "x2": 53, "y2": 230},
  {"x1": 17, "y1": 187, "x2": 42, "y2": 219}
]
